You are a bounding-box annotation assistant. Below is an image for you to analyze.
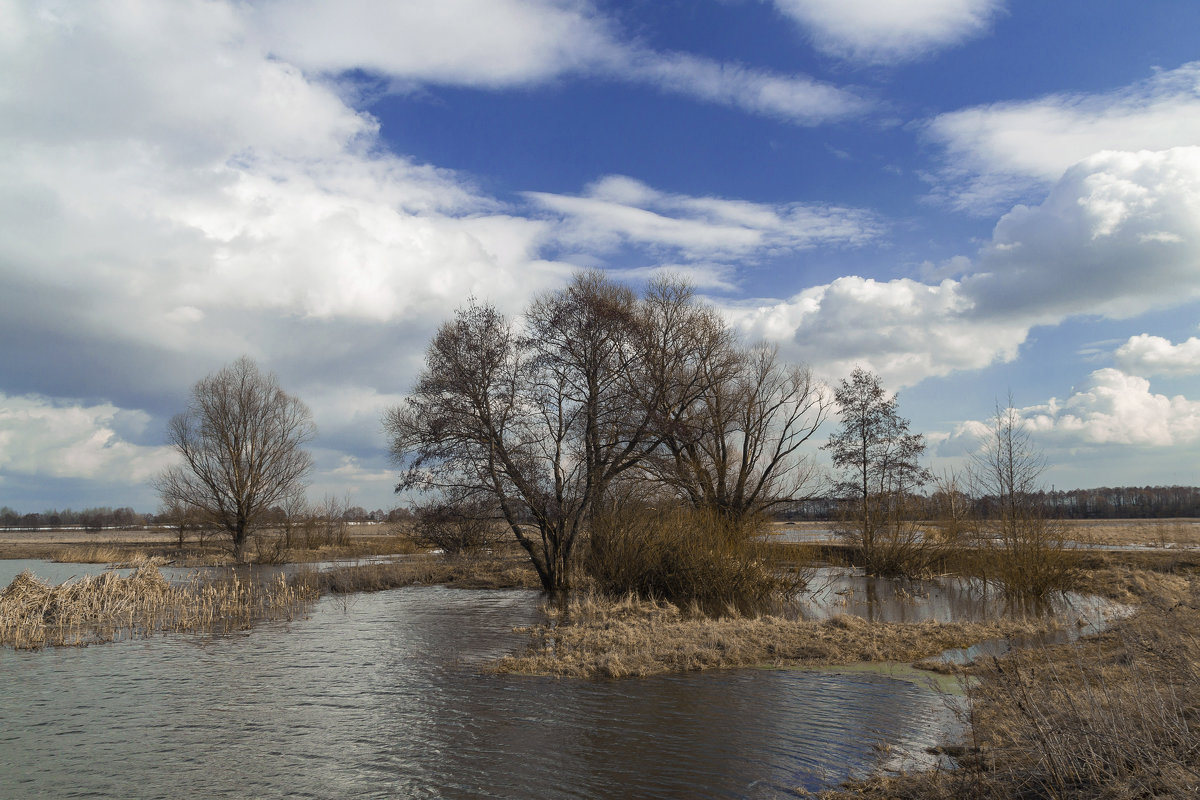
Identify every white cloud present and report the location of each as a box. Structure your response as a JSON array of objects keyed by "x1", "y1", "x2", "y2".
[
  {"x1": 1115, "y1": 334, "x2": 1200, "y2": 377},
  {"x1": 621, "y1": 49, "x2": 869, "y2": 124},
  {"x1": 1017, "y1": 369, "x2": 1200, "y2": 447},
  {"x1": 529, "y1": 175, "x2": 882, "y2": 260},
  {"x1": 927, "y1": 62, "x2": 1200, "y2": 212},
  {"x1": 254, "y1": 0, "x2": 868, "y2": 124},
  {"x1": 252, "y1": 0, "x2": 615, "y2": 88},
  {"x1": 701, "y1": 147, "x2": 1200, "y2": 390},
  {"x1": 963, "y1": 147, "x2": 1200, "y2": 321},
  {"x1": 772, "y1": 0, "x2": 1002, "y2": 64},
  {"x1": 939, "y1": 369, "x2": 1200, "y2": 455},
  {"x1": 722, "y1": 276, "x2": 1028, "y2": 388},
  {"x1": 0, "y1": 395, "x2": 177, "y2": 482}
]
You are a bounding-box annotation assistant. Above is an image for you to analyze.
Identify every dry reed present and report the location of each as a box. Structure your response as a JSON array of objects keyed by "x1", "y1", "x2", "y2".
[
  {"x1": 0, "y1": 558, "x2": 319, "y2": 650},
  {"x1": 491, "y1": 592, "x2": 1062, "y2": 679},
  {"x1": 806, "y1": 570, "x2": 1200, "y2": 799}
]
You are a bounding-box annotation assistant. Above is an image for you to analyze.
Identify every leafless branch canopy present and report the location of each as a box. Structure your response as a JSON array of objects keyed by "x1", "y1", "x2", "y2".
[
  {"x1": 156, "y1": 356, "x2": 315, "y2": 561},
  {"x1": 385, "y1": 271, "x2": 829, "y2": 591}
]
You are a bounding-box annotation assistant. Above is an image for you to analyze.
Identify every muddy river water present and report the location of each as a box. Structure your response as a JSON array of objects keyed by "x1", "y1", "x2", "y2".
[{"x1": 0, "y1": 562, "x2": 1118, "y2": 798}]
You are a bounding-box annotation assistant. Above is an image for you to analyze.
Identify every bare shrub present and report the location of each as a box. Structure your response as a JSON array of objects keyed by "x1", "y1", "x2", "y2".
[
  {"x1": 834, "y1": 491, "x2": 950, "y2": 578},
  {"x1": 584, "y1": 502, "x2": 806, "y2": 613},
  {"x1": 410, "y1": 497, "x2": 507, "y2": 554},
  {"x1": 970, "y1": 402, "x2": 1077, "y2": 598}
]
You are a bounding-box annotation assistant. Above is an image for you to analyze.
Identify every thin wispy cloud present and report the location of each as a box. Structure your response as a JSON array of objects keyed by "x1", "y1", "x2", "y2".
[
  {"x1": 771, "y1": 0, "x2": 1004, "y2": 64},
  {"x1": 529, "y1": 176, "x2": 882, "y2": 260},
  {"x1": 926, "y1": 62, "x2": 1200, "y2": 213}
]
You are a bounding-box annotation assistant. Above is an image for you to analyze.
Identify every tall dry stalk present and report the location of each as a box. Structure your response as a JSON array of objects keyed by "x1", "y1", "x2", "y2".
[{"x1": 0, "y1": 561, "x2": 318, "y2": 650}]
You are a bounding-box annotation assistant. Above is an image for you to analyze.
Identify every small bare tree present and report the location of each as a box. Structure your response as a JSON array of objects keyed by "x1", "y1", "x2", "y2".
[
  {"x1": 969, "y1": 400, "x2": 1074, "y2": 598},
  {"x1": 159, "y1": 499, "x2": 200, "y2": 548},
  {"x1": 824, "y1": 368, "x2": 935, "y2": 576},
  {"x1": 156, "y1": 357, "x2": 315, "y2": 562}
]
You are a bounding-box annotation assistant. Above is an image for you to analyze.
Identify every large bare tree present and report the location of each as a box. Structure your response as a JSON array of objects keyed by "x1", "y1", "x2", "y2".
[
  {"x1": 386, "y1": 273, "x2": 658, "y2": 592},
  {"x1": 647, "y1": 343, "x2": 830, "y2": 522},
  {"x1": 387, "y1": 271, "x2": 831, "y2": 590},
  {"x1": 156, "y1": 357, "x2": 315, "y2": 562}
]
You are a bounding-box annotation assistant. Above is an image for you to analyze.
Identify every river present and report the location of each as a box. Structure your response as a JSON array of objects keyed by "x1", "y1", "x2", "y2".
[{"x1": 2, "y1": 574, "x2": 965, "y2": 798}]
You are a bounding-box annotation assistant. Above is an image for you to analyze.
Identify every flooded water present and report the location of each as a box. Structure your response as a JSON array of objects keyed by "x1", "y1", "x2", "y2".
[
  {"x1": 802, "y1": 567, "x2": 1119, "y2": 630},
  {"x1": 1, "y1": 580, "x2": 965, "y2": 798}
]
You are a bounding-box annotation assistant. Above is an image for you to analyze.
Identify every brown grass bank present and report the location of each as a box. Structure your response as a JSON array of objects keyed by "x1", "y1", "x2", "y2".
[
  {"x1": 317, "y1": 553, "x2": 540, "y2": 594},
  {"x1": 47, "y1": 532, "x2": 422, "y2": 567},
  {"x1": 806, "y1": 568, "x2": 1200, "y2": 799},
  {"x1": 490, "y1": 593, "x2": 1064, "y2": 679},
  {"x1": 0, "y1": 527, "x2": 422, "y2": 565},
  {"x1": 0, "y1": 560, "x2": 319, "y2": 650}
]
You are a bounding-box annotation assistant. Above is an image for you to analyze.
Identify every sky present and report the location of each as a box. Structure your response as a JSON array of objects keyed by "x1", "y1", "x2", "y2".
[{"x1": 2, "y1": 0, "x2": 1200, "y2": 513}]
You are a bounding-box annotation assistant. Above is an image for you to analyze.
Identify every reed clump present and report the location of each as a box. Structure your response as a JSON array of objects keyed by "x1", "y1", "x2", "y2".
[
  {"x1": 0, "y1": 559, "x2": 319, "y2": 650},
  {"x1": 491, "y1": 592, "x2": 1061, "y2": 679}
]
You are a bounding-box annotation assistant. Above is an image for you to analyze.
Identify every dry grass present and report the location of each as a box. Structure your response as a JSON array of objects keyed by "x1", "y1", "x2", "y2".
[
  {"x1": 808, "y1": 568, "x2": 1200, "y2": 799},
  {"x1": 490, "y1": 592, "x2": 1062, "y2": 679},
  {"x1": 1062, "y1": 518, "x2": 1200, "y2": 548},
  {"x1": 44, "y1": 532, "x2": 422, "y2": 567},
  {"x1": 317, "y1": 553, "x2": 540, "y2": 594},
  {"x1": 585, "y1": 506, "x2": 807, "y2": 613},
  {"x1": 0, "y1": 557, "x2": 319, "y2": 650}
]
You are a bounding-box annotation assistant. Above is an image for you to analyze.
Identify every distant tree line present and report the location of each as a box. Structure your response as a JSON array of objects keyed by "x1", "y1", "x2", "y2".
[
  {"x1": 0, "y1": 506, "x2": 146, "y2": 530},
  {"x1": 779, "y1": 485, "x2": 1200, "y2": 521},
  {"x1": 0, "y1": 504, "x2": 405, "y2": 531}
]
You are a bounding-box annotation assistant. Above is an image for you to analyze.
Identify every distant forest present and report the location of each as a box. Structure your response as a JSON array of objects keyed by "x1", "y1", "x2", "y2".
[
  {"x1": 5, "y1": 486, "x2": 1200, "y2": 529},
  {"x1": 0, "y1": 505, "x2": 406, "y2": 530},
  {"x1": 785, "y1": 486, "x2": 1200, "y2": 521}
]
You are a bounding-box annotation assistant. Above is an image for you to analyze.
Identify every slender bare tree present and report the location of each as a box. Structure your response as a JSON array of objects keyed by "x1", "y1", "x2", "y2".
[
  {"x1": 824, "y1": 367, "x2": 933, "y2": 575},
  {"x1": 156, "y1": 357, "x2": 315, "y2": 562},
  {"x1": 969, "y1": 399, "x2": 1074, "y2": 597}
]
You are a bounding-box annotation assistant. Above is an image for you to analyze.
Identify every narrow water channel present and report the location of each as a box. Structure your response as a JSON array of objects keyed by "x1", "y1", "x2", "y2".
[{"x1": 1, "y1": 583, "x2": 960, "y2": 798}]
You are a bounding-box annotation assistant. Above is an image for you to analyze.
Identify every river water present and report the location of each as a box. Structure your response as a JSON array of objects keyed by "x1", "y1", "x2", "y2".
[{"x1": 2, "y1": 570, "x2": 968, "y2": 799}]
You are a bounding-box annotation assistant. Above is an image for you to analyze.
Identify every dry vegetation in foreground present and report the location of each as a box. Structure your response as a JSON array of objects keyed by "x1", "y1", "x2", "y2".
[
  {"x1": 807, "y1": 562, "x2": 1200, "y2": 799},
  {"x1": 1, "y1": 548, "x2": 540, "y2": 651},
  {"x1": 490, "y1": 593, "x2": 1064, "y2": 679},
  {"x1": 0, "y1": 559, "x2": 319, "y2": 650}
]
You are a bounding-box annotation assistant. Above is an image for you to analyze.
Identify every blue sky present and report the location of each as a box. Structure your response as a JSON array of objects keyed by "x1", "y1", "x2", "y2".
[{"x1": 2, "y1": 0, "x2": 1200, "y2": 512}]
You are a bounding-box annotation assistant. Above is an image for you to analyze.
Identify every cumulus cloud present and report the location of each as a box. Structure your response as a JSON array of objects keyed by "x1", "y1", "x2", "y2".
[
  {"x1": 721, "y1": 276, "x2": 1028, "y2": 387},
  {"x1": 926, "y1": 62, "x2": 1200, "y2": 212},
  {"x1": 772, "y1": 0, "x2": 1002, "y2": 63},
  {"x1": 941, "y1": 369, "x2": 1200, "y2": 451},
  {"x1": 529, "y1": 175, "x2": 882, "y2": 260},
  {"x1": 718, "y1": 147, "x2": 1200, "y2": 388},
  {"x1": 0, "y1": 395, "x2": 177, "y2": 482},
  {"x1": 254, "y1": 0, "x2": 868, "y2": 124},
  {"x1": 963, "y1": 147, "x2": 1200, "y2": 320},
  {"x1": 1115, "y1": 334, "x2": 1200, "y2": 377}
]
